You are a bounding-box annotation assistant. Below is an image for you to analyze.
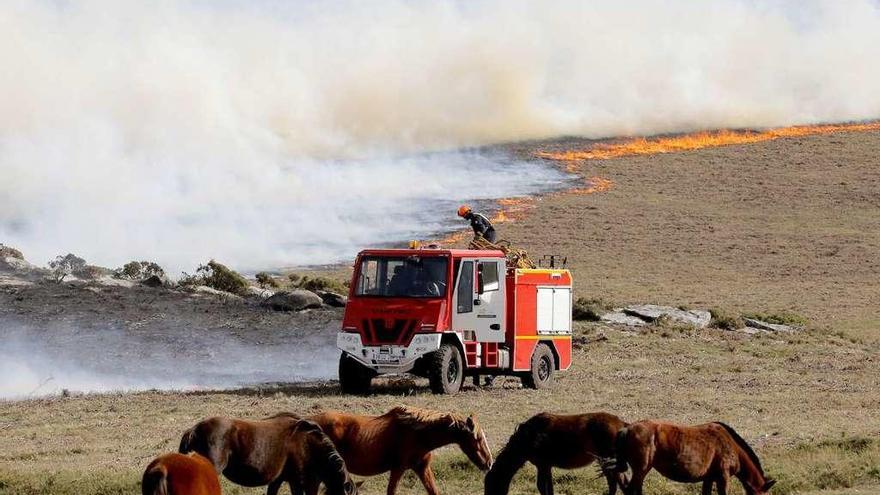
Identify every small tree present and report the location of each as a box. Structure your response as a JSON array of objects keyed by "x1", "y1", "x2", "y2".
[
  {"x1": 195, "y1": 260, "x2": 250, "y2": 296},
  {"x1": 255, "y1": 272, "x2": 280, "y2": 289},
  {"x1": 48, "y1": 254, "x2": 87, "y2": 283},
  {"x1": 115, "y1": 261, "x2": 166, "y2": 280}
]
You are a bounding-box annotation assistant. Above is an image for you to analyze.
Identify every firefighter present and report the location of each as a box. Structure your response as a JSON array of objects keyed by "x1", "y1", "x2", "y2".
[{"x1": 457, "y1": 205, "x2": 497, "y2": 243}]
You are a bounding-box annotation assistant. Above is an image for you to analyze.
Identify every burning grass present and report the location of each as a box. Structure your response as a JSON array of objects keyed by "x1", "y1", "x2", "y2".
[{"x1": 536, "y1": 122, "x2": 880, "y2": 162}]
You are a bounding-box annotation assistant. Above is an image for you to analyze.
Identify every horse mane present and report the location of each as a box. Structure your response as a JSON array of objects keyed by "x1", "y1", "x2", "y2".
[
  {"x1": 714, "y1": 422, "x2": 764, "y2": 475},
  {"x1": 485, "y1": 415, "x2": 544, "y2": 494},
  {"x1": 295, "y1": 420, "x2": 350, "y2": 487},
  {"x1": 386, "y1": 406, "x2": 467, "y2": 430}
]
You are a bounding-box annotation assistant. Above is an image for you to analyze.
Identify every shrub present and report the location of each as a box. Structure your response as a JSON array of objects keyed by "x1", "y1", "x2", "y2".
[
  {"x1": 0, "y1": 243, "x2": 24, "y2": 260},
  {"x1": 179, "y1": 260, "x2": 250, "y2": 296},
  {"x1": 287, "y1": 273, "x2": 302, "y2": 284},
  {"x1": 572, "y1": 297, "x2": 612, "y2": 321},
  {"x1": 709, "y1": 308, "x2": 744, "y2": 330},
  {"x1": 115, "y1": 261, "x2": 166, "y2": 281},
  {"x1": 255, "y1": 272, "x2": 280, "y2": 289},
  {"x1": 286, "y1": 273, "x2": 347, "y2": 294},
  {"x1": 47, "y1": 253, "x2": 86, "y2": 283}
]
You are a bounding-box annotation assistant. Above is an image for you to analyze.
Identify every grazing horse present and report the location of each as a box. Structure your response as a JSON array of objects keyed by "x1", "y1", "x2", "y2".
[
  {"x1": 484, "y1": 412, "x2": 628, "y2": 495},
  {"x1": 142, "y1": 452, "x2": 221, "y2": 495},
  {"x1": 179, "y1": 414, "x2": 358, "y2": 495},
  {"x1": 308, "y1": 406, "x2": 493, "y2": 495},
  {"x1": 616, "y1": 420, "x2": 776, "y2": 495}
]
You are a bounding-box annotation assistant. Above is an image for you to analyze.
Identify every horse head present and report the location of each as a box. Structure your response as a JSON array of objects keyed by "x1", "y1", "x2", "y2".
[
  {"x1": 453, "y1": 414, "x2": 493, "y2": 471},
  {"x1": 296, "y1": 420, "x2": 360, "y2": 495},
  {"x1": 747, "y1": 478, "x2": 776, "y2": 495}
]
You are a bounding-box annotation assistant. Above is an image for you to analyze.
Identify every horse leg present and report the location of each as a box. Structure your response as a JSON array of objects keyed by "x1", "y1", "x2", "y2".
[
  {"x1": 716, "y1": 475, "x2": 729, "y2": 495},
  {"x1": 624, "y1": 468, "x2": 648, "y2": 495},
  {"x1": 413, "y1": 456, "x2": 440, "y2": 495},
  {"x1": 701, "y1": 480, "x2": 713, "y2": 495},
  {"x1": 266, "y1": 479, "x2": 283, "y2": 495},
  {"x1": 604, "y1": 469, "x2": 626, "y2": 495},
  {"x1": 536, "y1": 465, "x2": 554, "y2": 495},
  {"x1": 386, "y1": 468, "x2": 404, "y2": 495}
]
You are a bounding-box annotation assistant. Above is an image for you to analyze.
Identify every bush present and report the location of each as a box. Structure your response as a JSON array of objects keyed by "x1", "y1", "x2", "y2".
[
  {"x1": 115, "y1": 261, "x2": 166, "y2": 281},
  {"x1": 179, "y1": 260, "x2": 250, "y2": 296},
  {"x1": 286, "y1": 273, "x2": 347, "y2": 294},
  {"x1": 48, "y1": 253, "x2": 87, "y2": 282},
  {"x1": 572, "y1": 297, "x2": 612, "y2": 321},
  {"x1": 0, "y1": 243, "x2": 23, "y2": 260},
  {"x1": 255, "y1": 272, "x2": 280, "y2": 289},
  {"x1": 709, "y1": 308, "x2": 744, "y2": 330}
]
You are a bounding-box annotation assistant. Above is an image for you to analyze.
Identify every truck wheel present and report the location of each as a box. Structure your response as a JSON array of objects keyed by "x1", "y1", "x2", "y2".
[
  {"x1": 338, "y1": 353, "x2": 373, "y2": 395},
  {"x1": 428, "y1": 343, "x2": 464, "y2": 395},
  {"x1": 522, "y1": 343, "x2": 555, "y2": 389}
]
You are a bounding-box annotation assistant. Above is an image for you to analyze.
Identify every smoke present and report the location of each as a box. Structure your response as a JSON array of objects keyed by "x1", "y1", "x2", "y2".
[
  {"x1": 2, "y1": 0, "x2": 879, "y2": 270},
  {"x1": 0, "y1": 318, "x2": 339, "y2": 399}
]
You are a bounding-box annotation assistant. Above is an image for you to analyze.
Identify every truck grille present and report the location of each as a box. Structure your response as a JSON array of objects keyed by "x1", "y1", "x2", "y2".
[{"x1": 362, "y1": 318, "x2": 419, "y2": 345}]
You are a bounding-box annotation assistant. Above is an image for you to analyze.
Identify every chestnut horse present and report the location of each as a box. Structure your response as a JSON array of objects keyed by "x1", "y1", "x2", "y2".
[
  {"x1": 179, "y1": 414, "x2": 358, "y2": 495},
  {"x1": 484, "y1": 412, "x2": 628, "y2": 495},
  {"x1": 308, "y1": 406, "x2": 493, "y2": 495},
  {"x1": 142, "y1": 452, "x2": 221, "y2": 495},
  {"x1": 616, "y1": 420, "x2": 776, "y2": 495}
]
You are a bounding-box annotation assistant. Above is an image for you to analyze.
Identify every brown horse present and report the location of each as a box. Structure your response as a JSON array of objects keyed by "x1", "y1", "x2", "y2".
[
  {"x1": 308, "y1": 406, "x2": 493, "y2": 495},
  {"x1": 179, "y1": 414, "x2": 358, "y2": 495},
  {"x1": 616, "y1": 420, "x2": 776, "y2": 495},
  {"x1": 142, "y1": 452, "x2": 221, "y2": 495},
  {"x1": 484, "y1": 412, "x2": 628, "y2": 495}
]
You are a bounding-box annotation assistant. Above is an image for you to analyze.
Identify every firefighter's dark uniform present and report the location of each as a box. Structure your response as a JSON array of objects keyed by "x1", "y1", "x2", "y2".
[{"x1": 465, "y1": 212, "x2": 497, "y2": 243}]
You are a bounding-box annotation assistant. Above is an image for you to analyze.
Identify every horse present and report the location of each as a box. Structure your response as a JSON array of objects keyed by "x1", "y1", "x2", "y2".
[
  {"x1": 615, "y1": 420, "x2": 777, "y2": 495},
  {"x1": 484, "y1": 412, "x2": 629, "y2": 495},
  {"x1": 308, "y1": 406, "x2": 493, "y2": 495},
  {"x1": 142, "y1": 452, "x2": 221, "y2": 495},
  {"x1": 179, "y1": 413, "x2": 359, "y2": 495}
]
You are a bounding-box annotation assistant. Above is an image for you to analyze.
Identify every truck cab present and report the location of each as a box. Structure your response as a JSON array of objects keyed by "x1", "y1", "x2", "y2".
[{"x1": 336, "y1": 247, "x2": 572, "y2": 394}]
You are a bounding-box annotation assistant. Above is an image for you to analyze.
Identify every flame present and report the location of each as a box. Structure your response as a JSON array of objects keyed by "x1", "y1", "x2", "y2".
[{"x1": 536, "y1": 122, "x2": 880, "y2": 162}]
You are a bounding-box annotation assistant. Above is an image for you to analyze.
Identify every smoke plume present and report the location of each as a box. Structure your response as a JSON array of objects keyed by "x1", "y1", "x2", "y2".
[{"x1": 2, "y1": 0, "x2": 879, "y2": 270}]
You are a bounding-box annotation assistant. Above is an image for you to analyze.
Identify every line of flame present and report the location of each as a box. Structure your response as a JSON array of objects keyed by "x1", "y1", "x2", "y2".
[{"x1": 535, "y1": 122, "x2": 880, "y2": 162}]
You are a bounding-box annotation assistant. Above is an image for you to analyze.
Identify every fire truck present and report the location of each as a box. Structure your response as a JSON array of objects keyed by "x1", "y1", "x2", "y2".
[{"x1": 336, "y1": 247, "x2": 573, "y2": 394}]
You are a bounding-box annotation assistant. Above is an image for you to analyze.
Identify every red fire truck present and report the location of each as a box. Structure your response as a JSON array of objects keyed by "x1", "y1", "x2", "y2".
[{"x1": 336, "y1": 247, "x2": 573, "y2": 394}]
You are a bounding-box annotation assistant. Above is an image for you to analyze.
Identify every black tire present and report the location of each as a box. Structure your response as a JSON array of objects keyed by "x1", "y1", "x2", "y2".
[
  {"x1": 338, "y1": 353, "x2": 373, "y2": 395},
  {"x1": 522, "y1": 343, "x2": 555, "y2": 389},
  {"x1": 427, "y1": 343, "x2": 464, "y2": 395}
]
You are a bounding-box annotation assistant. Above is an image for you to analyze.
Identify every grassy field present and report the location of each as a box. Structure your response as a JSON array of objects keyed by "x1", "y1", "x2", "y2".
[{"x1": 2, "y1": 129, "x2": 879, "y2": 494}]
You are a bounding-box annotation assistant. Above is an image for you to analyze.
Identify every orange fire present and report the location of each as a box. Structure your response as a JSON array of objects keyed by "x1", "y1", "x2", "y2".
[{"x1": 536, "y1": 122, "x2": 880, "y2": 162}]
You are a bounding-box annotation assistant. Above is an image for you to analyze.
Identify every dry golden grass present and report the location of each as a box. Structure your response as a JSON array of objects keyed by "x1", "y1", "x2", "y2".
[{"x1": 2, "y1": 323, "x2": 878, "y2": 494}]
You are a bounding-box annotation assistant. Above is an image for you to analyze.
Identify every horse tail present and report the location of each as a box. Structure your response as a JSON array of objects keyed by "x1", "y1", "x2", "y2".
[
  {"x1": 178, "y1": 426, "x2": 195, "y2": 454},
  {"x1": 613, "y1": 426, "x2": 630, "y2": 473},
  {"x1": 141, "y1": 463, "x2": 168, "y2": 495},
  {"x1": 714, "y1": 422, "x2": 764, "y2": 475},
  {"x1": 485, "y1": 415, "x2": 544, "y2": 495}
]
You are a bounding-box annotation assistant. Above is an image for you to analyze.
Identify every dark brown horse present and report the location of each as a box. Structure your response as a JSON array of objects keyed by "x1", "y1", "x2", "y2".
[
  {"x1": 179, "y1": 414, "x2": 358, "y2": 495},
  {"x1": 616, "y1": 420, "x2": 776, "y2": 495},
  {"x1": 308, "y1": 406, "x2": 493, "y2": 495},
  {"x1": 142, "y1": 452, "x2": 221, "y2": 495},
  {"x1": 484, "y1": 412, "x2": 628, "y2": 495}
]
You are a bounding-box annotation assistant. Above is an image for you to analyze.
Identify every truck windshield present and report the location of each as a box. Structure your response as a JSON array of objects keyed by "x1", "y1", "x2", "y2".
[{"x1": 355, "y1": 256, "x2": 449, "y2": 298}]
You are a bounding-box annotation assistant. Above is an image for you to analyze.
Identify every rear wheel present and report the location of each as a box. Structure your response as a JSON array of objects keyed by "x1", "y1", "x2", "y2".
[
  {"x1": 428, "y1": 343, "x2": 464, "y2": 395},
  {"x1": 522, "y1": 343, "x2": 555, "y2": 389},
  {"x1": 338, "y1": 353, "x2": 374, "y2": 395}
]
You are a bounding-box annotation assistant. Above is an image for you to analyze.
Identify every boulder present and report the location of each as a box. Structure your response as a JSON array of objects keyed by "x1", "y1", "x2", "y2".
[
  {"x1": 743, "y1": 318, "x2": 799, "y2": 333},
  {"x1": 600, "y1": 311, "x2": 649, "y2": 327},
  {"x1": 623, "y1": 304, "x2": 711, "y2": 328},
  {"x1": 317, "y1": 290, "x2": 348, "y2": 307},
  {"x1": 192, "y1": 285, "x2": 243, "y2": 300},
  {"x1": 261, "y1": 289, "x2": 323, "y2": 311},
  {"x1": 247, "y1": 286, "x2": 275, "y2": 299}
]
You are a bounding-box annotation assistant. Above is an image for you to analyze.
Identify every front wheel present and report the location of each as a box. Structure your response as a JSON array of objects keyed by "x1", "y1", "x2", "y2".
[
  {"x1": 339, "y1": 353, "x2": 374, "y2": 395},
  {"x1": 427, "y1": 343, "x2": 464, "y2": 395},
  {"x1": 522, "y1": 343, "x2": 555, "y2": 389}
]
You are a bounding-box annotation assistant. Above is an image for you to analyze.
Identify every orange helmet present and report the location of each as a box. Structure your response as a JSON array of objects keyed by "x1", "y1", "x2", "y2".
[{"x1": 457, "y1": 205, "x2": 472, "y2": 217}]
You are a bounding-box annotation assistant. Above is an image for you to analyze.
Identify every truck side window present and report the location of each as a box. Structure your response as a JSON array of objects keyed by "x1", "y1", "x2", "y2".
[
  {"x1": 480, "y1": 262, "x2": 500, "y2": 292},
  {"x1": 457, "y1": 261, "x2": 474, "y2": 313}
]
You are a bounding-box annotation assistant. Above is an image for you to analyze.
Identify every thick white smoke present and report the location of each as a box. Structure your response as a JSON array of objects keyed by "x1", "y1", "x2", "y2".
[{"x1": 2, "y1": 0, "x2": 879, "y2": 270}]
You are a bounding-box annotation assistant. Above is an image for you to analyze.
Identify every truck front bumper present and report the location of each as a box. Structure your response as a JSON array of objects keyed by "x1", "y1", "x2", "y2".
[{"x1": 337, "y1": 332, "x2": 442, "y2": 374}]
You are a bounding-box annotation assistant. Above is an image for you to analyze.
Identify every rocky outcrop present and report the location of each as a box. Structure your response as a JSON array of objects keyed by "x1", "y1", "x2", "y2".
[
  {"x1": 600, "y1": 311, "x2": 649, "y2": 327},
  {"x1": 316, "y1": 290, "x2": 347, "y2": 307},
  {"x1": 743, "y1": 318, "x2": 800, "y2": 333},
  {"x1": 261, "y1": 289, "x2": 323, "y2": 311},
  {"x1": 623, "y1": 304, "x2": 712, "y2": 328}
]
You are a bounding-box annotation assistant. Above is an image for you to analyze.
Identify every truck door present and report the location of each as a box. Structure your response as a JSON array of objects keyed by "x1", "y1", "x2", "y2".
[{"x1": 452, "y1": 258, "x2": 506, "y2": 343}]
